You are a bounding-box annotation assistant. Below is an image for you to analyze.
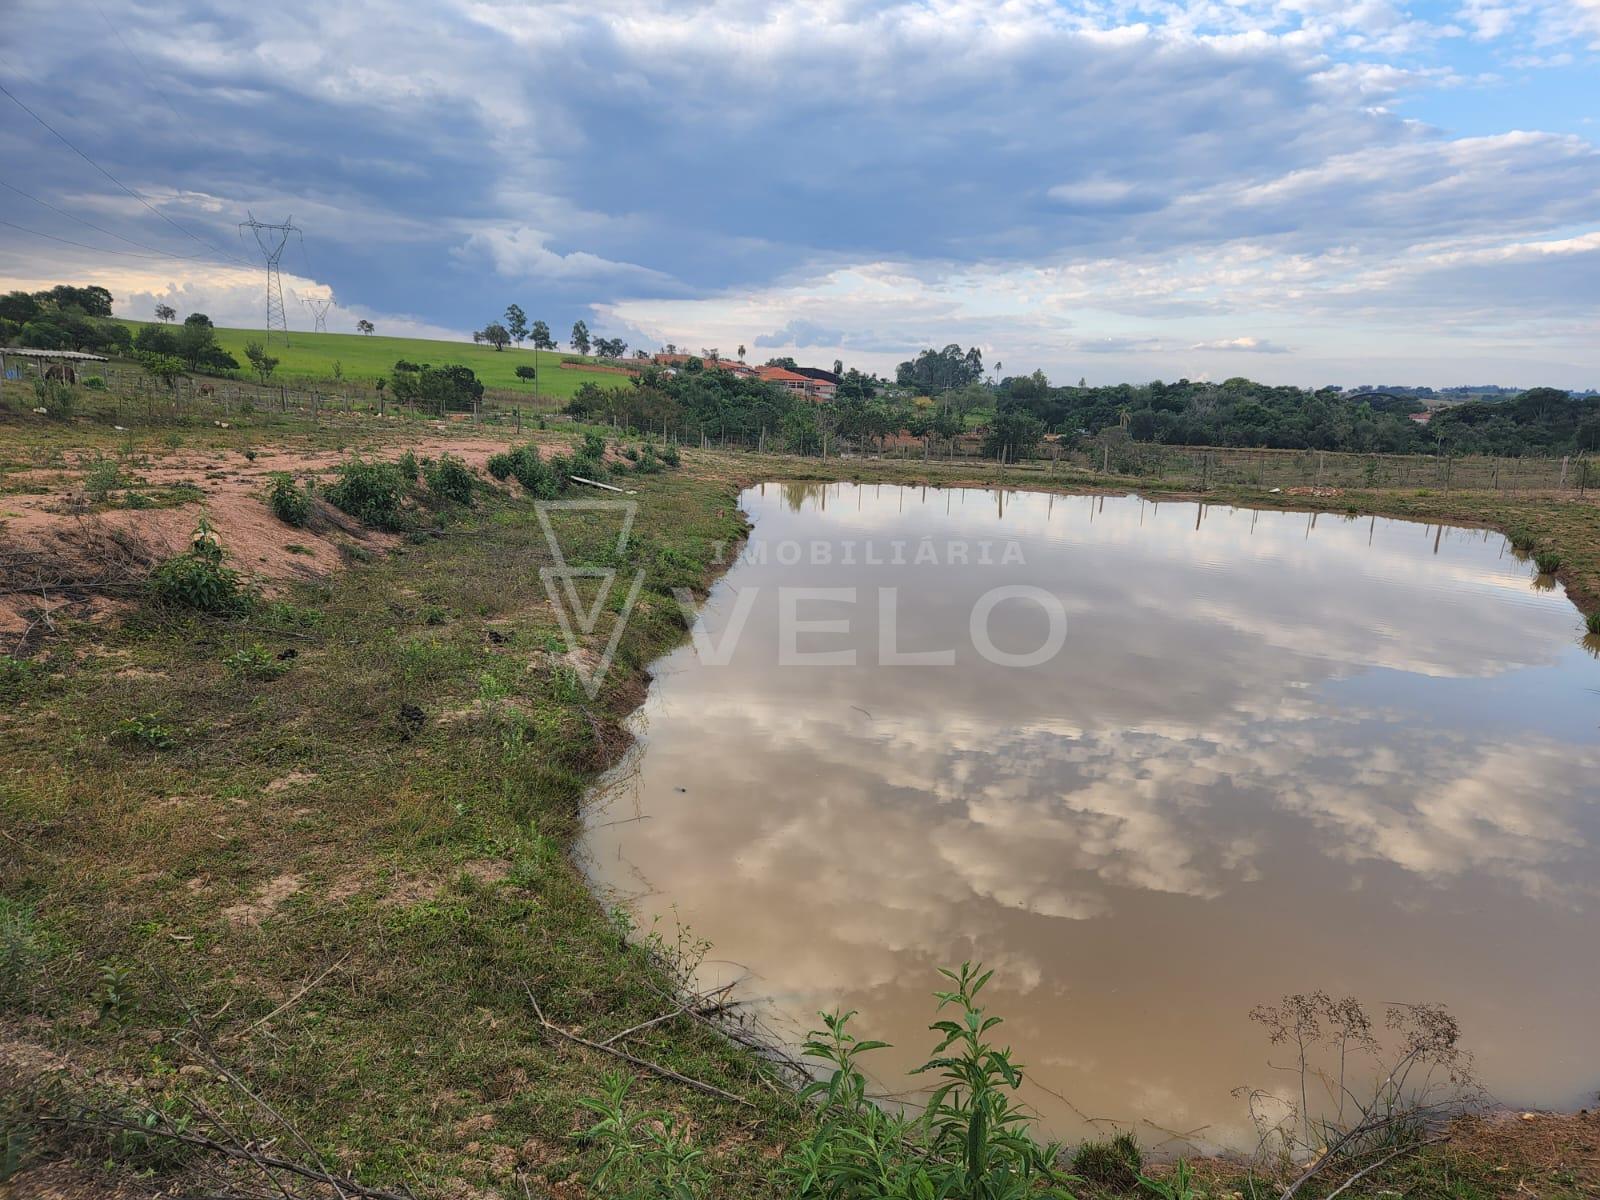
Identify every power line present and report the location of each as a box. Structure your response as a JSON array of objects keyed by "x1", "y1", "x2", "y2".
[
  {"x1": 0, "y1": 215, "x2": 241, "y2": 262},
  {"x1": 0, "y1": 74, "x2": 250, "y2": 266},
  {"x1": 0, "y1": 177, "x2": 214, "y2": 260},
  {"x1": 88, "y1": 0, "x2": 186, "y2": 124}
]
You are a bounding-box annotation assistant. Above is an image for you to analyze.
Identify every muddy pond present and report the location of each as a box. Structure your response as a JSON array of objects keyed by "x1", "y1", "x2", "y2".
[{"x1": 583, "y1": 482, "x2": 1600, "y2": 1150}]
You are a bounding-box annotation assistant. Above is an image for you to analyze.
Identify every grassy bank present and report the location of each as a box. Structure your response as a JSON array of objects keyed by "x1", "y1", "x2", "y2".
[
  {"x1": 113, "y1": 319, "x2": 607, "y2": 397},
  {"x1": 3, "y1": 406, "x2": 1599, "y2": 1198}
]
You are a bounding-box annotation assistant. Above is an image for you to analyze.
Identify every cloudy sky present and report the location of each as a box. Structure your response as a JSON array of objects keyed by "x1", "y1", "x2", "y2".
[{"x1": 2, "y1": 1, "x2": 1597, "y2": 386}]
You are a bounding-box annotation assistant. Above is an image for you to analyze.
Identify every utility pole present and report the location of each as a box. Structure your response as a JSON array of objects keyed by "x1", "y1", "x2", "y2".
[{"x1": 238, "y1": 212, "x2": 300, "y2": 345}]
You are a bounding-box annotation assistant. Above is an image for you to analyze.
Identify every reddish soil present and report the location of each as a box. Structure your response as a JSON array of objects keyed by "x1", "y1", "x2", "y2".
[{"x1": 0, "y1": 434, "x2": 529, "y2": 641}]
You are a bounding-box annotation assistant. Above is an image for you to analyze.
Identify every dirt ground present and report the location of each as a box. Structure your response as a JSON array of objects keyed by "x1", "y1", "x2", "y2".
[{"x1": 0, "y1": 434, "x2": 536, "y2": 639}]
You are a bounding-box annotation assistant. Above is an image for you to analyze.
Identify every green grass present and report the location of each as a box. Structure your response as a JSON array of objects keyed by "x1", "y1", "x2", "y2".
[
  {"x1": 4, "y1": 393, "x2": 1599, "y2": 1198},
  {"x1": 114, "y1": 319, "x2": 616, "y2": 398}
]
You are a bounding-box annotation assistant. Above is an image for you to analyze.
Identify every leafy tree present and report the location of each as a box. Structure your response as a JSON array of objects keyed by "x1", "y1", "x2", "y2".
[
  {"x1": 737, "y1": 343, "x2": 746, "y2": 361},
  {"x1": 244, "y1": 341, "x2": 279, "y2": 384},
  {"x1": 765, "y1": 356, "x2": 797, "y2": 369},
  {"x1": 154, "y1": 302, "x2": 177, "y2": 323},
  {"x1": 389, "y1": 361, "x2": 484, "y2": 415},
  {"x1": 983, "y1": 409, "x2": 1044, "y2": 460},
  {"x1": 0, "y1": 291, "x2": 41, "y2": 325},
  {"x1": 896, "y1": 344, "x2": 984, "y2": 394},
  {"x1": 570, "y1": 320, "x2": 591, "y2": 356},
  {"x1": 478, "y1": 321, "x2": 511, "y2": 351},
  {"x1": 504, "y1": 304, "x2": 528, "y2": 347},
  {"x1": 137, "y1": 351, "x2": 186, "y2": 391},
  {"x1": 356, "y1": 318, "x2": 374, "y2": 335},
  {"x1": 530, "y1": 320, "x2": 555, "y2": 350},
  {"x1": 515, "y1": 364, "x2": 537, "y2": 383}
]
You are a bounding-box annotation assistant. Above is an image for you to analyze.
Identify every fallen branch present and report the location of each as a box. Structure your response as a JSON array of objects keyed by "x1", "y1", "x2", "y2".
[
  {"x1": 523, "y1": 984, "x2": 755, "y2": 1108},
  {"x1": 1320, "y1": 1135, "x2": 1447, "y2": 1200},
  {"x1": 41, "y1": 1112, "x2": 411, "y2": 1200}
]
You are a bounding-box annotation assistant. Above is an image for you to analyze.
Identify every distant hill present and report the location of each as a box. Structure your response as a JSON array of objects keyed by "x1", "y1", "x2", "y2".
[{"x1": 112, "y1": 319, "x2": 598, "y2": 398}]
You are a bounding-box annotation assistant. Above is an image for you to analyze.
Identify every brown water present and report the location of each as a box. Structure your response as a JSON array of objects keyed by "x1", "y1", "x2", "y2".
[{"x1": 583, "y1": 482, "x2": 1600, "y2": 1150}]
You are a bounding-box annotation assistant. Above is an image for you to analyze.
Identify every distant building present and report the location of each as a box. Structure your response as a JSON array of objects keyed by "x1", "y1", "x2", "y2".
[
  {"x1": 755, "y1": 364, "x2": 835, "y2": 401},
  {"x1": 1408, "y1": 411, "x2": 1433, "y2": 424},
  {"x1": 651, "y1": 353, "x2": 756, "y2": 377}
]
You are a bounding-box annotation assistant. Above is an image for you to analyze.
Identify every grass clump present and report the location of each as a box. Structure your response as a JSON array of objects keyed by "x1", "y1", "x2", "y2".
[
  {"x1": 221, "y1": 642, "x2": 289, "y2": 681},
  {"x1": 1586, "y1": 611, "x2": 1600, "y2": 634},
  {"x1": 0, "y1": 655, "x2": 36, "y2": 702},
  {"x1": 423, "y1": 453, "x2": 475, "y2": 504},
  {"x1": 324, "y1": 456, "x2": 409, "y2": 529},
  {"x1": 115, "y1": 714, "x2": 175, "y2": 750},
  {"x1": 1534, "y1": 550, "x2": 1562, "y2": 574},
  {"x1": 1508, "y1": 527, "x2": 1537, "y2": 554},
  {"x1": 1071, "y1": 1131, "x2": 1143, "y2": 1191},
  {"x1": 147, "y1": 518, "x2": 252, "y2": 615},
  {"x1": 266, "y1": 472, "x2": 313, "y2": 527}
]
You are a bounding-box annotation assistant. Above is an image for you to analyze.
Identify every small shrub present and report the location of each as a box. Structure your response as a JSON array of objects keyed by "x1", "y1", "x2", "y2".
[
  {"x1": 82, "y1": 374, "x2": 107, "y2": 391},
  {"x1": 325, "y1": 457, "x2": 408, "y2": 529},
  {"x1": 577, "y1": 1074, "x2": 709, "y2": 1200},
  {"x1": 1587, "y1": 611, "x2": 1600, "y2": 635},
  {"x1": 486, "y1": 449, "x2": 516, "y2": 481},
  {"x1": 147, "y1": 519, "x2": 251, "y2": 615},
  {"x1": 423, "y1": 453, "x2": 475, "y2": 504},
  {"x1": 570, "y1": 450, "x2": 607, "y2": 482},
  {"x1": 116, "y1": 715, "x2": 175, "y2": 750},
  {"x1": 266, "y1": 472, "x2": 312, "y2": 527},
  {"x1": 1072, "y1": 1132, "x2": 1143, "y2": 1191},
  {"x1": 581, "y1": 431, "x2": 607, "y2": 459},
  {"x1": 243, "y1": 448, "x2": 258, "y2": 462},
  {"x1": 221, "y1": 643, "x2": 288, "y2": 681},
  {"x1": 621, "y1": 446, "x2": 639, "y2": 462},
  {"x1": 396, "y1": 450, "x2": 419, "y2": 481},
  {"x1": 510, "y1": 444, "x2": 559, "y2": 499},
  {"x1": 659, "y1": 443, "x2": 680, "y2": 468},
  {"x1": 632, "y1": 446, "x2": 663, "y2": 475},
  {"x1": 1534, "y1": 551, "x2": 1562, "y2": 574},
  {"x1": 82, "y1": 454, "x2": 123, "y2": 502}
]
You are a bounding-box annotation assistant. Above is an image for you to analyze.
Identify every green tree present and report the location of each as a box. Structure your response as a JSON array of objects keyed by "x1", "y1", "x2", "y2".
[
  {"x1": 244, "y1": 341, "x2": 279, "y2": 384},
  {"x1": 571, "y1": 320, "x2": 591, "y2": 356},
  {"x1": 138, "y1": 351, "x2": 186, "y2": 391},
  {"x1": 356, "y1": 318, "x2": 374, "y2": 335},
  {"x1": 478, "y1": 321, "x2": 511, "y2": 351},
  {"x1": 154, "y1": 302, "x2": 176, "y2": 323},
  {"x1": 530, "y1": 320, "x2": 555, "y2": 350},
  {"x1": 504, "y1": 303, "x2": 528, "y2": 347}
]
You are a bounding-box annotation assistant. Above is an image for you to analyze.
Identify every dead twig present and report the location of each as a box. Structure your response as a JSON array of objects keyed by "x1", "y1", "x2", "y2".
[
  {"x1": 523, "y1": 984, "x2": 755, "y2": 1108},
  {"x1": 239, "y1": 952, "x2": 352, "y2": 1037},
  {"x1": 1319, "y1": 1134, "x2": 1447, "y2": 1200}
]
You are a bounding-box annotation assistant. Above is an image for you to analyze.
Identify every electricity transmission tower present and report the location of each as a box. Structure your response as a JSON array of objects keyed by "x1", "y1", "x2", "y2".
[
  {"x1": 301, "y1": 296, "x2": 333, "y2": 333},
  {"x1": 238, "y1": 212, "x2": 299, "y2": 344}
]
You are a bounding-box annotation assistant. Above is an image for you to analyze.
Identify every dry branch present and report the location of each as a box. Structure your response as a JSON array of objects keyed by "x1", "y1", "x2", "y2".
[{"x1": 523, "y1": 984, "x2": 755, "y2": 1108}]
